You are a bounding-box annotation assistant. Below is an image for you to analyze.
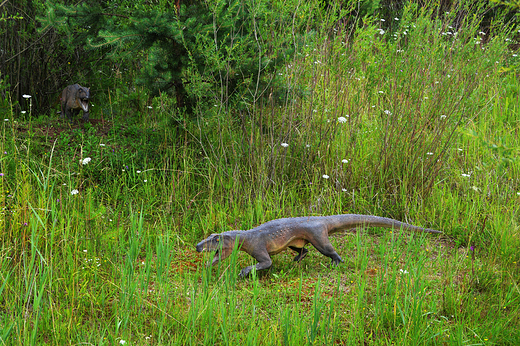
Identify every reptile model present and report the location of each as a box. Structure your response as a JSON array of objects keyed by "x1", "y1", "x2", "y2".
[
  {"x1": 196, "y1": 214, "x2": 441, "y2": 277},
  {"x1": 60, "y1": 84, "x2": 90, "y2": 121}
]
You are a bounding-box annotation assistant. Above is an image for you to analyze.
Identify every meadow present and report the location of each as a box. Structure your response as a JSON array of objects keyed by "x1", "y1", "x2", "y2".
[{"x1": 1, "y1": 3, "x2": 520, "y2": 345}]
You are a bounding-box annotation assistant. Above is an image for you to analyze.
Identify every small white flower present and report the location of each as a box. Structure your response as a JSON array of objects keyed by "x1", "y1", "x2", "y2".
[
  {"x1": 342, "y1": 159, "x2": 349, "y2": 163},
  {"x1": 136, "y1": 170, "x2": 141, "y2": 173},
  {"x1": 21, "y1": 111, "x2": 26, "y2": 114},
  {"x1": 461, "y1": 173, "x2": 471, "y2": 177},
  {"x1": 81, "y1": 157, "x2": 91, "y2": 165},
  {"x1": 342, "y1": 188, "x2": 347, "y2": 192},
  {"x1": 83, "y1": 249, "x2": 87, "y2": 253},
  {"x1": 71, "y1": 189, "x2": 79, "y2": 195},
  {"x1": 479, "y1": 31, "x2": 486, "y2": 35},
  {"x1": 517, "y1": 192, "x2": 520, "y2": 196},
  {"x1": 440, "y1": 115, "x2": 446, "y2": 119},
  {"x1": 471, "y1": 186, "x2": 480, "y2": 192},
  {"x1": 399, "y1": 269, "x2": 409, "y2": 274},
  {"x1": 394, "y1": 17, "x2": 399, "y2": 20},
  {"x1": 281, "y1": 143, "x2": 289, "y2": 148},
  {"x1": 147, "y1": 106, "x2": 153, "y2": 109},
  {"x1": 378, "y1": 91, "x2": 384, "y2": 94},
  {"x1": 305, "y1": 144, "x2": 311, "y2": 148},
  {"x1": 322, "y1": 174, "x2": 329, "y2": 179},
  {"x1": 144, "y1": 180, "x2": 147, "y2": 182},
  {"x1": 384, "y1": 110, "x2": 392, "y2": 115},
  {"x1": 99, "y1": 143, "x2": 105, "y2": 146},
  {"x1": 119, "y1": 340, "x2": 126, "y2": 345},
  {"x1": 426, "y1": 152, "x2": 433, "y2": 155},
  {"x1": 337, "y1": 116, "x2": 348, "y2": 123},
  {"x1": 4, "y1": 119, "x2": 8, "y2": 121},
  {"x1": 378, "y1": 29, "x2": 385, "y2": 35},
  {"x1": 380, "y1": 19, "x2": 386, "y2": 22},
  {"x1": 22, "y1": 94, "x2": 31, "y2": 99}
]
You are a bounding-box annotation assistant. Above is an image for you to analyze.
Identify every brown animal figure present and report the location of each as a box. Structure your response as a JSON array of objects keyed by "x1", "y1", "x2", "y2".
[
  {"x1": 196, "y1": 214, "x2": 442, "y2": 278},
  {"x1": 60, "y1": 84, "x2": 90, "y2": 121}
]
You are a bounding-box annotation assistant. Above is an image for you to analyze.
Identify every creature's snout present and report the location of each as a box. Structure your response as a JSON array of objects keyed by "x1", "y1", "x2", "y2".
[{"x1": 195, "y1": 242, "x2": 204, "y2": 252}]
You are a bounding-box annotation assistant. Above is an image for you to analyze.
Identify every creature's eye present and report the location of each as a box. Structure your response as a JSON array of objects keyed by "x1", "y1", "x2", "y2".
[{"x1": 216, "y1": 238, "x2": 220, "y2": 242}]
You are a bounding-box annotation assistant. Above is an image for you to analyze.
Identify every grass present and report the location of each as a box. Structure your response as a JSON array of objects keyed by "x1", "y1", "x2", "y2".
[{"x1": 1, "y1": 3, "x2": 520, "y2": 345}]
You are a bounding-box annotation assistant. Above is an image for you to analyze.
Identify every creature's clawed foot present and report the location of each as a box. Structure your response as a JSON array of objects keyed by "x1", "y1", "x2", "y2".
[
  {"x1": 330, "y1": 255, "x2": 343, "y2": 267},
  {"x1": 239, "y1": 266, "x2": 253, "y2": 278}
]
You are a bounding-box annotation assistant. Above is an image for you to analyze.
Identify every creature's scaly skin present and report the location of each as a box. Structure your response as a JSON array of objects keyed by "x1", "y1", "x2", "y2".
[{"x1": 196, "y1": 214, "x2": 441, "y2": 277}]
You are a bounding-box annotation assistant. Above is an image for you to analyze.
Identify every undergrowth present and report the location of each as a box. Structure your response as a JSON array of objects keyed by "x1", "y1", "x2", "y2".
[{"x1": 0, "y1": 2, "x2": 519, "y2": 345}]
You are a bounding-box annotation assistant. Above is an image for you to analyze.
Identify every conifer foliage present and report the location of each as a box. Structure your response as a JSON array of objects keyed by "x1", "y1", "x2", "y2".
[{"x1": 40, "y1": 0, "x2": 300, "y2": 113}]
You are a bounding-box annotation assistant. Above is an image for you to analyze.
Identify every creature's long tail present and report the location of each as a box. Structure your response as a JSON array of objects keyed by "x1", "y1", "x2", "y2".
[{"x1": 327, "y1": 214, "x2": 442, "y2": 234}]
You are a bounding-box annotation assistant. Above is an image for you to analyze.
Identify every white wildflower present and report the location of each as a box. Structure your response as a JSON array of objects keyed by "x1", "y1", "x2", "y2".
[
  {"x1": 81, "y1": 157, "x2": 91, "y2": 165},
  {"x1": 71, "y1": 189, "x2": 79, "y2": 195},
  {"x1": 399, "y1": 269, "x2": 409, "y2": 274},
  {"x1": 384, "y1": 110, "x2": 392, "y2": 115},
  {"x1": 440, "y1": 115, "x2": 447, "y2": 119},
  {"x1": 99, "y1": 143, "x2": 105, "y2": 146},
  {"x1": 378, "y1": 29, "x2": 385, "y2": 35},
  {"x1": 322, "y1": 174, "x2": 329, "y2": 179},
  {"x1": 147, "y1": 106, "x2": 153, "y2": 109},
  {"x1": 281, "y1": 143, "x2": 289, "y2": 148},
  {"x1": 337, "y1": 116, "x2": 348, "y2": 123},
  {"x1": 461, "y1": 173, "x2": 471, "y2": 177},
  {"x1": 136, "y1": 170, "x2": 141, "y2": 173},
  {"x1": 22, "y1": 94, "x2": 31, "y2": 99}
]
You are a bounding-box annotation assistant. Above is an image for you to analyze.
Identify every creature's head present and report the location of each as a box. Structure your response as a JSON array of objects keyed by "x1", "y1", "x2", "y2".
[
  {"x1": 77, "y1": 86, "x2": 90, "y2": 112},
  {"x1": 196, "y1": 233, "x2": 236, "y2": 266}
]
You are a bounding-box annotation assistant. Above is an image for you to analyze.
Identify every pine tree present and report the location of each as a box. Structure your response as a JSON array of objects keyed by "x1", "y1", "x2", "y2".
[{"x1": 39, "y1": 0, "x2": 299, "y2": 113}]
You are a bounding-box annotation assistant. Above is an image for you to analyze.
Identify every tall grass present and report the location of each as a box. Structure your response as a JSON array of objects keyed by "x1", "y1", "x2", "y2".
[{"x1": 1, "y1": 2, "x2": 519, "y2": 345}]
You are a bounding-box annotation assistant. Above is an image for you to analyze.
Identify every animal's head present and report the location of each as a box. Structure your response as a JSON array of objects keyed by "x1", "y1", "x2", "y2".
[
  {"x1": 196, "y1": 233, "x2": 236, "y2": 266},
  {"x1": 77, "y1": 86, "x2": 90, "y2": 112}
]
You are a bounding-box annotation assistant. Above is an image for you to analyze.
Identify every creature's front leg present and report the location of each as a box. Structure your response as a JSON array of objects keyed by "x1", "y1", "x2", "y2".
[{"x1": 239, "y1": 252, "x2": 272, "y2": 278}]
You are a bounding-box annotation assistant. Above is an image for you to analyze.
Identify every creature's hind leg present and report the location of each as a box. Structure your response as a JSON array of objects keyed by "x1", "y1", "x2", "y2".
[
  {"x1": 307, "y1": 233, "x2": 342, "y2": 266},
  {"x1": 289, "y1": 246, "x2": 308, "y2": 262}
]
